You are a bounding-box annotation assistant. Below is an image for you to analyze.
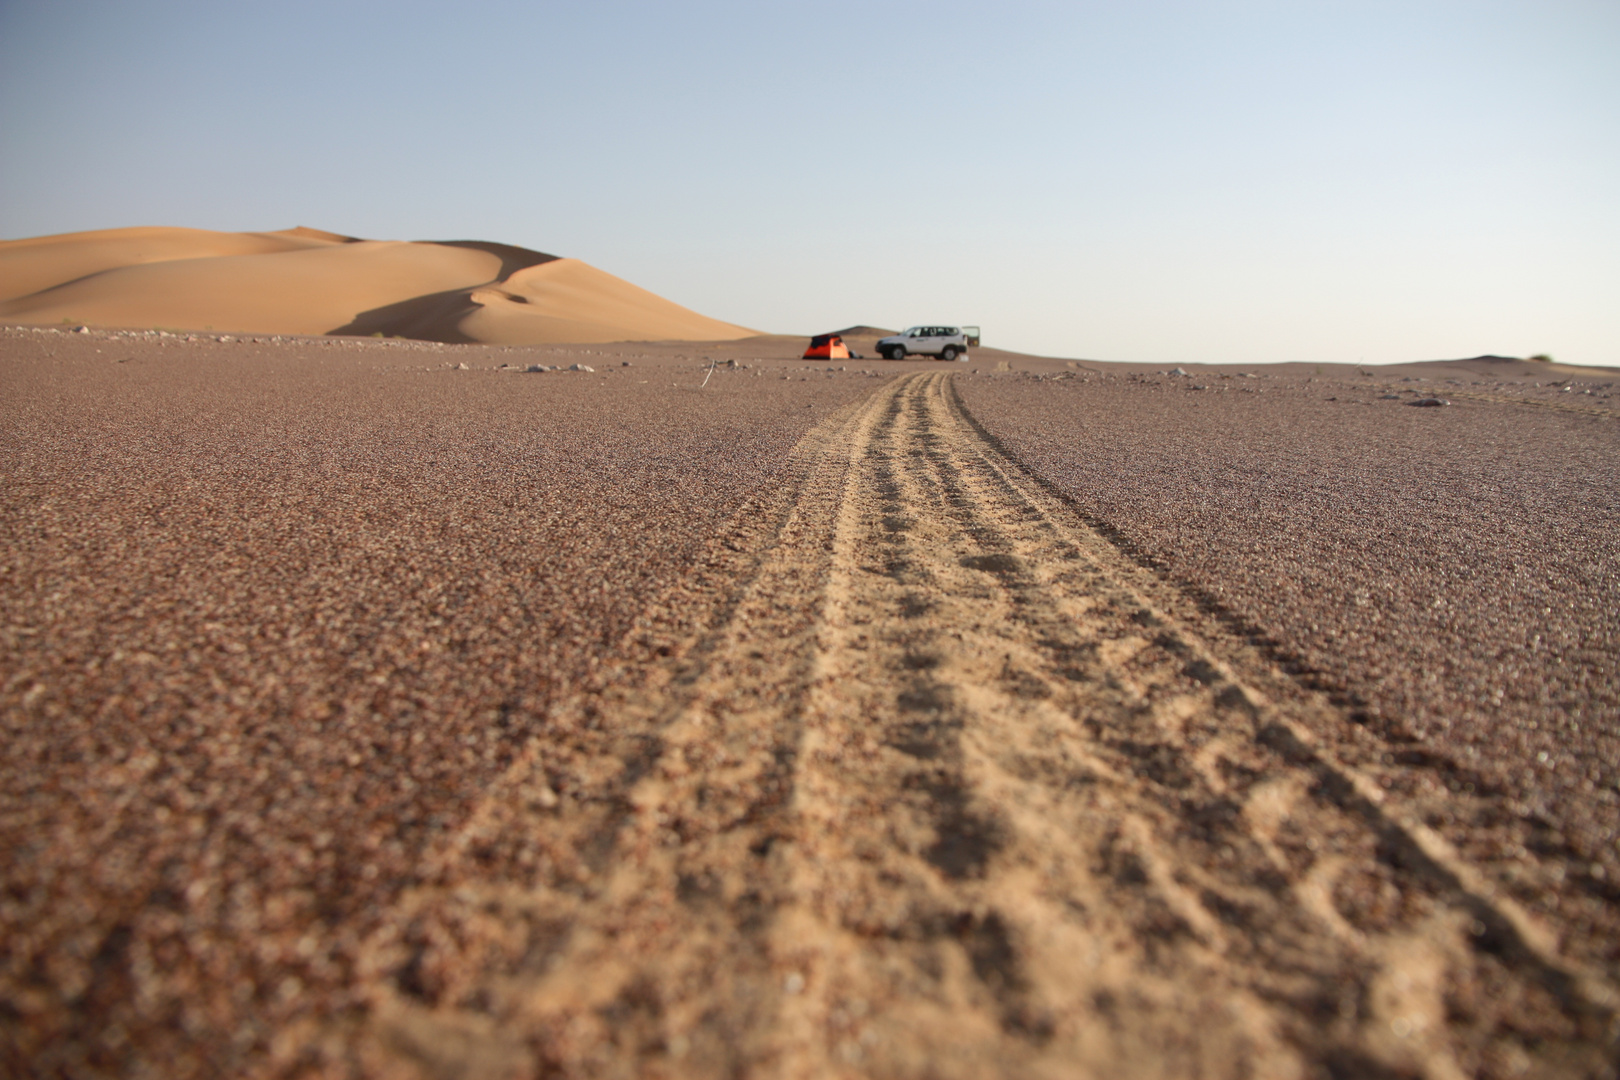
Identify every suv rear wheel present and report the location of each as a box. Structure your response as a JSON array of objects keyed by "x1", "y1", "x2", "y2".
[{"x1": 941, "y1": 345, "x2": 960, "y2": 362}]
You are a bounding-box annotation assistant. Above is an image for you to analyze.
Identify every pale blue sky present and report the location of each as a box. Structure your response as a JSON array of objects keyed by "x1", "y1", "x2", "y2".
[{"x1": 2, "y1": 1, "x2": 1616, "y2": 364}]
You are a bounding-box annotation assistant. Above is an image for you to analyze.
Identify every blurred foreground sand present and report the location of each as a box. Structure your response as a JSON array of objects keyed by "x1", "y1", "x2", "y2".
[{"x1": 3, "y1": 328, "x2": 1617, "y2": 1077}]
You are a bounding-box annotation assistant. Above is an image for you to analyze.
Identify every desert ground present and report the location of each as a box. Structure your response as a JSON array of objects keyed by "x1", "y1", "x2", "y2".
[{"x1": 2, "y1": 232, "x2": 1619, "y2": 1079}]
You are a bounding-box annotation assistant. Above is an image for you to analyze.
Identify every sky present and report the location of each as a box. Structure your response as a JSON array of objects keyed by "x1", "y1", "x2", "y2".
[{"x1": 1, "y1": 0, "x2": 1616, "y2": 365}]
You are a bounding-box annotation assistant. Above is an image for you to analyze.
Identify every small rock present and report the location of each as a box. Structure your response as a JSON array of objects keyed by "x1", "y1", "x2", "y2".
[
  {"x1": 75, "y1": 325, "x2": 90, "y2": 333},
  {"x1": 1379, "y1": 394, "x2": 1401, "y2": 399},
  {"x1": 526, "y1": 364, "x2": 548, "y2": 372},
  {"x1": 570, "y1": 363, "x2": 595, "y2": 373},
  {"x1": 456, "y1": 362, "x2": 470, "y2": 370},
  {"x1": 622, "y1": 360, "x2": 632, "y2": 367},
  {"x1": 1167, "y1": 367, "x2": 1189, "y2": 376},
  {"x1": 1409, "y1": 397, "x2": 1450, "y2": 407}
]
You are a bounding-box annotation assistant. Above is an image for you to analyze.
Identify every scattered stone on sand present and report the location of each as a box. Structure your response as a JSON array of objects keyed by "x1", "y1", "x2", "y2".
[
  {"x1": 1409, "y1": 397, "x2": 1451, "y2": 407},
  {"x1": 1167, "y1": 366, "x2": 1189, "y2": 376},
  {"x1": 7, "y1": 329, "x2": 1617, "y2": 1076},
  {"x1": 570, "y1": 363, "x2": 595, "y2": 373}
]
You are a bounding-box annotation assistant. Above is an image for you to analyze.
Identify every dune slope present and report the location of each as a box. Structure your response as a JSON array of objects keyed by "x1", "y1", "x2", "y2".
[
  {"x1": 458, "y1": 258, "x2": 759, "y2": 345},
  {"x1": 0, "y1": 226, "x2": 354, "y2": 305},
  {"x1": 0, "y1": 226, "x2": 755, "y2": 343}
]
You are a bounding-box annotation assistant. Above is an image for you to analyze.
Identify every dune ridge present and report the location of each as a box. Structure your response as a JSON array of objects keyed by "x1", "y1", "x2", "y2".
[{"x1": 0, "y1": 226, "x2": 755, "y2": 344}]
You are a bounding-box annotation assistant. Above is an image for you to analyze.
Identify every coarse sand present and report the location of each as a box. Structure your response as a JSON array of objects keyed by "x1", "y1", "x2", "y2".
[
  {"x1": 1, "y1": 329, "x2": 865, "y2": 1075},
  {"x1": 3, "y1": 329, "x2": 1618, "y2": 1077},
  {"x1": 957, "y1": 362, "x2": 1620, "y2": 955}
]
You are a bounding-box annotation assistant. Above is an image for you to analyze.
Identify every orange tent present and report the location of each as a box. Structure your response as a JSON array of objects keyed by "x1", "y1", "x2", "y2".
[{"x1": 803, "y1": 333, "x2": 851, "y2": 360}]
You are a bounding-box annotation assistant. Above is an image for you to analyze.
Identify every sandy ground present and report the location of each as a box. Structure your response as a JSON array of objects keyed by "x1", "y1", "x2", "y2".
[
  {"x1": 956, "y1": 364, "x2": 1620, "y2": 939},
  {"x1": 3, "y1": 328, "x2": 1618, "y2": 1078},
  {"x1": 0, "y1": 228, "x2": 754, "y2": 344}
]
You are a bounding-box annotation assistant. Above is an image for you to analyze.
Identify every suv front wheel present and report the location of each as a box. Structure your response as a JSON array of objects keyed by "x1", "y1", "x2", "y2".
[{"x1": 885, "y1": 346, "x2": 906, "y2": 360}]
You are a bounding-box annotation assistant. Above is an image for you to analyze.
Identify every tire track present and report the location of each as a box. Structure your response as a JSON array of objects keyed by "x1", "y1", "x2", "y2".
[{"x1": 336, "y1": 372, "x2": 1616, "y2": 1080}]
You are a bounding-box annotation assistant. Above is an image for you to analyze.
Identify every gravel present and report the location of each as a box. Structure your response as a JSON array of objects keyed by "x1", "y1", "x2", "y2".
[
  {"x1": 5, "y1": 330, "x2": 1617, "y2": 1073},
  {"x1": 0, "y1": 329, "x2": 872, "y2": 1076},
  {"x1": 957, "y1": 366, "x2": 1620, "y2": 963}
]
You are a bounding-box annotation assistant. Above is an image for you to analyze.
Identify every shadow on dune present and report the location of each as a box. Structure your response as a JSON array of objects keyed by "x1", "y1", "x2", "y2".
[
  {"x1": 327, "y1": 287, "x2": 486, "y2": 343},
  {"x1": 328, "y1": 240, "x2": 560, "y2": 341},
  {"x1": 416, "y1": 240, "x2": 559, "y2": 279}
]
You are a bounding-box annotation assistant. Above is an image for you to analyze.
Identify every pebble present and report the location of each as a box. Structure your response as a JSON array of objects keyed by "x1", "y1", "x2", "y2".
[
  {"x1": 3, "y1": 335, "x2": 876, "y2": 1067},
  {"x1": 1409, "y1": 397, "x2": 1451, "y2": 407},
  {"x1": 570, "y1": 364, "x2": 595, "y2": 373},
  {"x1": 959, "y1": 369, "x2": 1620, "y2": 992}
]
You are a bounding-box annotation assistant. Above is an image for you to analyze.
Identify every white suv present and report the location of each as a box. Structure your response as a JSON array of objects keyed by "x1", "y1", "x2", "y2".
[{"x1": 877, "y1": 325, "x2": 979, "y2": 361}]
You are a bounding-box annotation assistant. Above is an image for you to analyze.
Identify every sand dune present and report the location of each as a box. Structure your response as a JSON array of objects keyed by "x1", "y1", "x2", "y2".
[
  {"x1": 0, "y1": 226, "x2": 755, "y2": 343},
  {"x1": 0, "y1": 226, "x2": 355, "y2": 304},
  {"x1": 458, "y1": 258, "x2": 761, "y2": 345}
]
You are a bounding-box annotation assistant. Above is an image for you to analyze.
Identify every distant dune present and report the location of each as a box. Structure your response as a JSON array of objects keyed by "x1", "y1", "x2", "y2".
[{"x1": 0, "y1": 226, "x2": 756, "y2": 344}]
